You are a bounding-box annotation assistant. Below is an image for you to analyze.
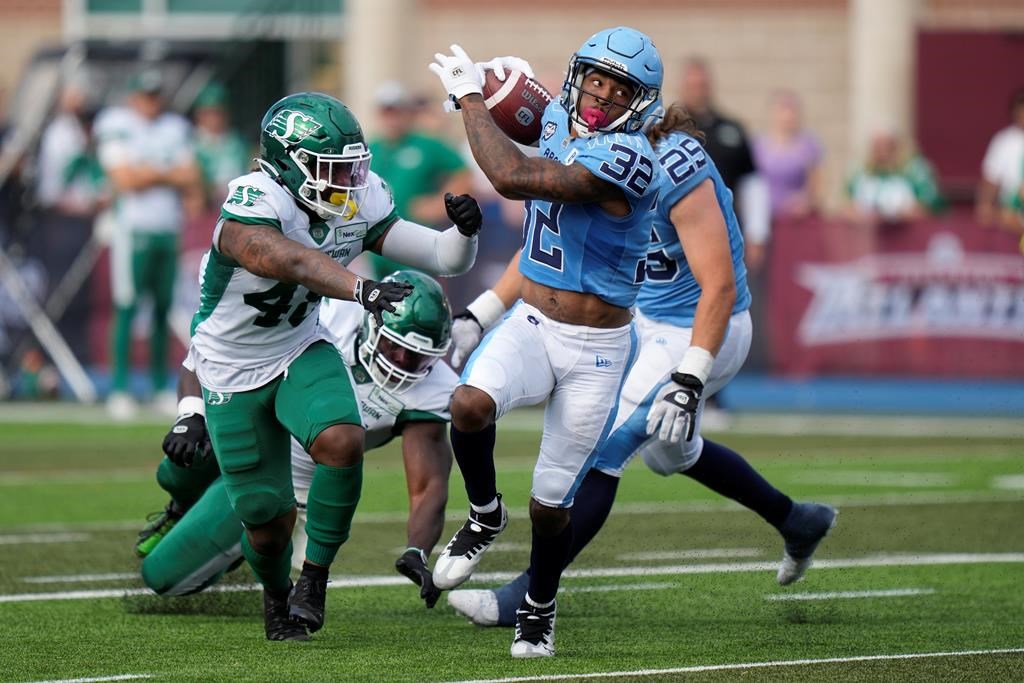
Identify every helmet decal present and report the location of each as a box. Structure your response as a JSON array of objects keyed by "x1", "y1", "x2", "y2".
[{"x1": 263, "y1": 110, "x2": 323, "y2": 145}]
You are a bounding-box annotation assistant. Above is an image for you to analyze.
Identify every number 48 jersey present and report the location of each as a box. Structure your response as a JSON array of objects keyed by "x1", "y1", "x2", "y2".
[
  {"x1": 634, "y1": 131, "x2": 751, "y2": 326},
  {"x1": 518, "y1": 102, "x2": 659, "y2": 308},
  {"x1": 189, "y1": 170, "x2": 398, "y2": 392}
]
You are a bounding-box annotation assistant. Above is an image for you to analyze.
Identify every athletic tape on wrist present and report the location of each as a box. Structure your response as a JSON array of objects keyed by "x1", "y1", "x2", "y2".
[
  {"x1": 466, "y1": 289, "x2": 506, "y2": 329},
  {"x1": 677, "y1": 346, "x2": 715, "y2": 386},
  {"x1": 178, "y1": 395, "x2": 205, "y2": 419}
]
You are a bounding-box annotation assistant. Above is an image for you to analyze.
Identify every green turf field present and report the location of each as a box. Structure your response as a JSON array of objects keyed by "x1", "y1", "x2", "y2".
[{"x1": 1, "y1": 414, "x2": 1022, "y2": 682}]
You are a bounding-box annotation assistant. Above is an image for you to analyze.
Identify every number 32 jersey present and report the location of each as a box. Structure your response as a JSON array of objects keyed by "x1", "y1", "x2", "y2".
[
  {"x1": 518, "y1": 102, "x2": 659, "y2": 309},
  {"x1": 189, "y1": 170, "x2": 398, "y2": 392}
]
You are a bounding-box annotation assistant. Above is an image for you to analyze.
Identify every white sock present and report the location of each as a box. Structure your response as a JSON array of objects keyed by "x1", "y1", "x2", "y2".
[
  {"x1": 525, "y1": 593, "x2": 555, "y2": 609},
  {"x1": 470, "y1": 497, "x2": 499, "y2": 515}
]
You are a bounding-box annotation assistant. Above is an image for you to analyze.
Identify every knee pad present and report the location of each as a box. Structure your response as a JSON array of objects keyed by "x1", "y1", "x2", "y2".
[
  {"x1": 640, "y1": 436, "x2": 704, "y2": 477},
  {"x1": 233, "y1": 486, "x2": 289, "y2": 527}
]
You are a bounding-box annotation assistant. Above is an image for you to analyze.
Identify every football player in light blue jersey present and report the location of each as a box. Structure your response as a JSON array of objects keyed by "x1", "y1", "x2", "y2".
[
  {"x1": 428, "y1": 27, "x2": 662, "y2": 657},
  {"x1": 446, "y1": 103, "x2": 837, "y2": 629}
]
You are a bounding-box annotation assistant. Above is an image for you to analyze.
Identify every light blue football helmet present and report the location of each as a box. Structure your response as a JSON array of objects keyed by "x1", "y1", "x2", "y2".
[{"x1": 560, "y1": 26, "x2": 663, "y2": 138}]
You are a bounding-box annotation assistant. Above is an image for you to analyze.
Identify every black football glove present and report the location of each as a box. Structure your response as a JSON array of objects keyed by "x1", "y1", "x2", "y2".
[
  {"x1": 354, "y1": 278, "x2": 414, "y2": 326},
  {"x1": 161, "y1": 411, "x2": 211, "y2": 467},
  {"x1": 645, "y1": 372, "x2": 704, "y2": 444},
  {"x1": 395, "y1": 548, "x2": 442, "y2": 608},
  {"x1": 444, "y1": 192, "x2": 483, "y2": 237}
]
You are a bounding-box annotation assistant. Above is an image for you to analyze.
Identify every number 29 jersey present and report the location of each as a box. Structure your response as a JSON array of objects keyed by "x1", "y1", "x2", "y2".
[
  {"x1": 517, "y1": 102, "x2": 660, "y2": 309},
  {"x1": 634, "y1": 131, "x2": 751, "y2": 326},
  {"x1": 189, "y1": 170, "x2": 398, "y2": 392}
]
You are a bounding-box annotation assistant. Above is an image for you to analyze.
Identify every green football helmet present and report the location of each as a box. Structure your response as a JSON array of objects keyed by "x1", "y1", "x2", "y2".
[
  {"x1": 358, "y1": 271, "x2": 452, "y2": 394},
  {"x1": 258, "y1": 92, "x2": 371, "y2": 219}
]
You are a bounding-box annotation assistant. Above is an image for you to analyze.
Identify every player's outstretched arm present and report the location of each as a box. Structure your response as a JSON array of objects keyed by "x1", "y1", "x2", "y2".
[
  {"x1": 219, "y1": 220, "x2": 412, "y2": 323},
  {"x1": 430, "y1": 45, "x2": 623, "y2": 204},
  {"x1": 375, "y1": 193, "x2": 483, "y2": 276}
]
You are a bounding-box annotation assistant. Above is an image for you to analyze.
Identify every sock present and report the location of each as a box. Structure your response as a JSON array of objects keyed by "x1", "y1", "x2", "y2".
[
  {"x1": 683, "y1": 439, "x2": 793, "y2": 528},
  {"x1": 471, "y1": 498, "x2": 498, "y2": 515},
  {"x1": 241, "y1": 533, "x2": 292, "y2": 597},
  {"x1": 150, "y1": 307, "x2": 170, "y2": 390},
  {"x1": 155, "y1": 455, "x2": 221, "y2": 510},
  {"x1": 111, "y1": 305, "x2": 134, "y2": 392},
  {"x1": 450, "y1": 423, "x2": 498, "y2": 507},
  {"x1": 565, "y1": 470, "x2": 620, "y2": 566},
  {"x1": 304, "y1": 461, "x2": 363, "y2": 566},
  {"x1": 301, "y1": 561, "x2": 329, "y2": 582},
  {"x1": 526, "y1": 522, "x2": 572, "y2": 605}
]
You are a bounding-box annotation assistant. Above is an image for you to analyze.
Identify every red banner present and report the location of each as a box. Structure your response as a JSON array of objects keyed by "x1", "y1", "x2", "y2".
[{"x1": 767, "y1": 211, "x2": 1024, "y2": 378}]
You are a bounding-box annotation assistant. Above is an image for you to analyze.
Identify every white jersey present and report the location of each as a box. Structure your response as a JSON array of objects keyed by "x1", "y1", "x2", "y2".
[
  {"x1": 188, "y1": 170, "x2": 397, "y2": 392},
  {"x1": 290, "y1": 299, "x2": 457, "y2": 492},
  {"x1": 94, "y1": 106, "x2": 193, "y2": 233}
]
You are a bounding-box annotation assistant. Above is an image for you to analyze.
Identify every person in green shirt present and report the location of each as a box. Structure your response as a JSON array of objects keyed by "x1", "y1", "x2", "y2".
[
  {"x1": 365, "y1": 81, "x2": 472, "y2": 278},
  {"x1": 191, "y1": 83, "x2": 251, "y2": 207},
  {"x1": 845, "y1": 126, "x2": 945, "y2": 224}
]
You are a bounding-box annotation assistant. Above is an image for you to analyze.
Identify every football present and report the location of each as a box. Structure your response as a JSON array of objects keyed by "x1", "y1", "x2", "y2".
[{"x1": 481, "y1": 69, "x2": 553, "y2": 146}]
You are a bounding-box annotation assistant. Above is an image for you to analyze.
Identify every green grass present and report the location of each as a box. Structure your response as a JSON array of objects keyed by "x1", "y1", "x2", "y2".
[{"x1": 0, "y1": 418, "x2": 1022, "y2": 682}]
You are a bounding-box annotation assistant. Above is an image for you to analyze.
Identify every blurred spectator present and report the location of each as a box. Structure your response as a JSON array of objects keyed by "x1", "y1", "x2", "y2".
[
  {"x1": 191, "y1": 82, "x2": 250, "y2": 207},
  {"x1": 976, "y1": 89, "x2": 1024, "y2": 226},
  {"x1": 365, "y1": 81, "x2": 471, "y2": 279},
  {"x1": 753, "y1": 90, "x2": 824, "y2": 220},
  {"x1": 94, "y1": 67, "x2": 200, "y2": 419},
  {"x1": 680, "y1": 57, "x2": 770, "y2": 274},
  {"x1": 34, "y1": 76, "x2": 109, "y2": 361},
  {"x1": 845, "y1": 126, "x2": 944, "y2": 224}
]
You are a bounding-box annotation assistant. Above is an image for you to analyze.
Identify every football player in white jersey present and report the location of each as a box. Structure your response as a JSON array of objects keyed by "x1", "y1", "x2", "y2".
[
  {"x1": 181, "y1": 92, "x2": 482, "y2": 640},
  {"x1": 139, "y1": 272, "x2": 457, "y2": 609},
  {"x1": 94, "y1": 67, "x2": 201, "y2": 418}
]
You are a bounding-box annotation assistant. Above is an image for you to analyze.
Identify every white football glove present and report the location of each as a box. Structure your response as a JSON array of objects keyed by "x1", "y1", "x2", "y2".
[
  {"x1": 475, "y1": 56, "x2": 536, "y2": 83},
  {"x1": 450, "y1": 289, "x2": 506, "y2": 368},
  {"x1": 428, "y1": 44, "x2": 483, "y2": 102},
  {"x1": 645, "y1": 373, "x2": 704, "y2": 444}
]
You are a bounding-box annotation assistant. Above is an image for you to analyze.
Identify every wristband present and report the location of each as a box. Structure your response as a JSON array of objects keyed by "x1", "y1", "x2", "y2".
[
  {"x1": 177, "y1": 395, "x2": 206, "y2": 419},
  {"x1": 676, "y1": 346, "x2": 715, "y2": 386},
  {"x1": 466, "y1": 289, "x2": 506, "y2": 329}
]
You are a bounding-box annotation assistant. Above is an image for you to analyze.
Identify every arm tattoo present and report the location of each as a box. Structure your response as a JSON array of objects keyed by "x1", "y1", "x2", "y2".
[
  {"x1": 219, "y1": 222, "x2": 358, "y2": 300},
  {"x1": 459, "y1": 97, "x2": 623, "y2": 204}
]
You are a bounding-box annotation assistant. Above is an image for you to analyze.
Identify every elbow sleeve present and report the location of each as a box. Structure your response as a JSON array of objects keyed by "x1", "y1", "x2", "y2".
[{"x1": 380, "y1": 220, "x2": 478, "y2": 276}]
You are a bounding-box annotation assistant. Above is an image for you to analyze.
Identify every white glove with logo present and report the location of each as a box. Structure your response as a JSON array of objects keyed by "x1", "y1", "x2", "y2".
[
  {"x1": 645, "y1": 347, "x2": 715, "y2": 444},
  {"x1": 450, "y1": 289, "x2": 506, "y2": 368},
  {"x1": 474, "y1": 56, "x2": 536, "y2": 83},
  {"x1": 428, "y1": 44, "x2": 483, "y2": 103}
]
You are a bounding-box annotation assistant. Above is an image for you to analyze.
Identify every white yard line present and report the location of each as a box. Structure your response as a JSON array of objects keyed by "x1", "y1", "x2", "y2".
[
  {"x1": 563, "y1": 582, "x2": 675, "y2": 594},
  {"x1": 764, "y1": 588, "x2": 936, "y2": 601},
  {"x1": 792, "y1": 470, "x2": 960, "y2": 488},
  {"x1": 3, "y1": 553, "x2": 1023, "y2": 605},
  {"x1": 21, "y1": 573, "x2": 137, "y2": 584},
  {"x1": 0, "y1": 533, "x2": 89, "y2": 545},
  {"x1": 618, "y1": 548, "x2": 763, "y2": 561},
  {"x1": 992, "y1": 474, "x2": 1024, "y2": 490},
  {"x1": 3, "y1": 490, "x2": 1022, "y2": 535},
  {"x1": 23, "y1": 675, "x2": 151, "y2": 683},
  {"x1": 445, "y1": 647, "x2": 1024, "y2": 683}
]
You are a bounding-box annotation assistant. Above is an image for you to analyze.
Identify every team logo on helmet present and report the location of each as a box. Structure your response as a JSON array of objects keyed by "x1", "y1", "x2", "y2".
[{"x1": 264, "y1": 110, "x2": 322, "y2": 144}]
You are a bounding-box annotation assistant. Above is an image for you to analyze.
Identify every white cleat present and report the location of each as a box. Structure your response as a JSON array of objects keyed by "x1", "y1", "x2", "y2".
[
  {"x1": 510, "y1": 598, "x2": 556, "y2": 658},
  {"x1": 447, "y1": 589, "x2": 500, "y2": 626},
  {"x1": 433, "y1": 496, "x2": 508, "y2": 590},
  {"x1": 107, "y1": 392, "x2": 138, "y2": 421},
  {"x1": 776, "y1": 503, "x2": 838, "y2": 586}
]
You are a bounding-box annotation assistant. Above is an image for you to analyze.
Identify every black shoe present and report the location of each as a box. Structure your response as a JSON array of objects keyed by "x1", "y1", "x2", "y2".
[
  {"x1": 264, "y1": 586, "x2": 309, "y2": 641},
  {"x1": 510, "y1": 597, "x2": 556, "y2": 658},
  {"x1": 288, "y1": 570, "x2": 328, "y2": 632},
  {"x1": 777, "y1": 502, "x2": 838, "y2": 585},
  {"x1": 134, "y1": 500, "x2": 184, "y2": 558}
]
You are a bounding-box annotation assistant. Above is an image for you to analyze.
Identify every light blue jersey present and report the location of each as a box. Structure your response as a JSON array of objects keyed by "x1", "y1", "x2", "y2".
[
  {"x1": 517, "y1": 102, "x2": 659, "y2": 309},
  {"x1": 634, "y1": 131, "x2": 751, "y2": 326}
]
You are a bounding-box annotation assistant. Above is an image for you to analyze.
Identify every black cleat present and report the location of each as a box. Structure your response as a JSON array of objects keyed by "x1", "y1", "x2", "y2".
[
  {"x1": 134, "y1": 500, "x2": 184, "y2": 558},
  {"x1": 264, "y1": 586, "x2": 309, "y2": 641},
  {"x1": 288, "y1": 571, "x2": 327, "y2": 632},
  {"x1": 510, "y1": 598, "x2": 556, "y2": 658},
  {"x1": 433, "y1": 494, "x2": 508, "y2": 590}
]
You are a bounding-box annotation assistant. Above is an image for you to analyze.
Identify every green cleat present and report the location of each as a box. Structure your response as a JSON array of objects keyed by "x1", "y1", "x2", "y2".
[{"x1": 134, "y1": 501, "x2": 184, "y2": 558}]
